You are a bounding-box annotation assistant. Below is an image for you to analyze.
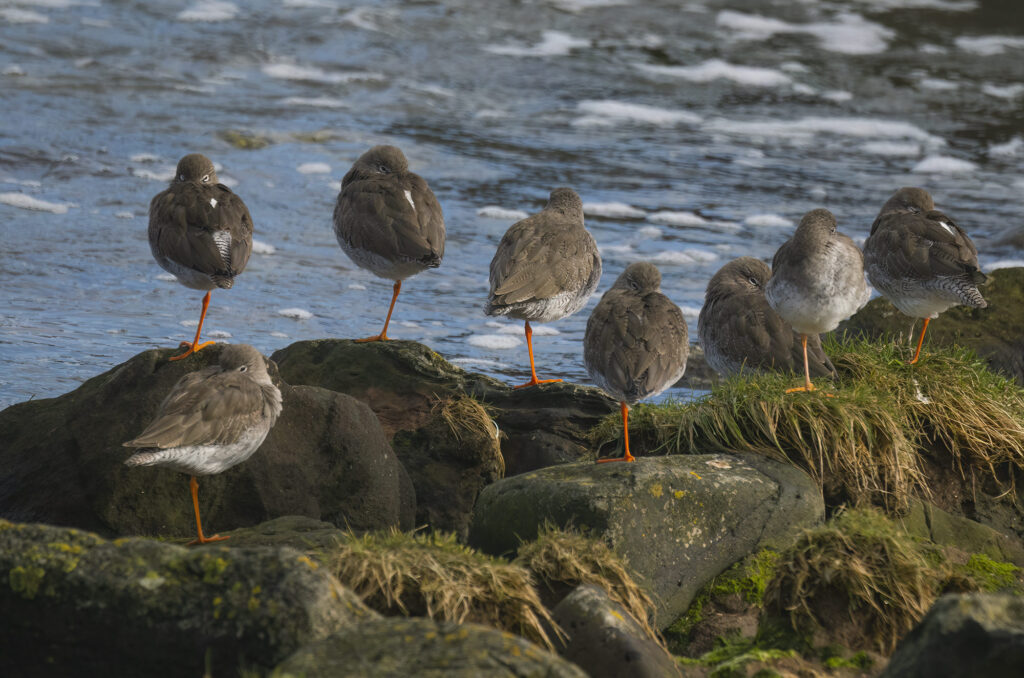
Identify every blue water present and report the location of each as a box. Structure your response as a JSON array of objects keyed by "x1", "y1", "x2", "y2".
[{"x1": 1, "y1": 0, "x2": 1022, "y2": 408}]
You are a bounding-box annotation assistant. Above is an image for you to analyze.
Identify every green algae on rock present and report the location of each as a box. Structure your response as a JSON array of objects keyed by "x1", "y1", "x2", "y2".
[{"x1": 0, "y1": 519, "x2": 373, "y2": 677}]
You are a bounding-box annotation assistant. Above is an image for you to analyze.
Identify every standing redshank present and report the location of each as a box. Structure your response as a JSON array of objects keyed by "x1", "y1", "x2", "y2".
[
  {"x1": 485, "y1": 187, "x2": 601, "y2": 388},
  {"x1": 333, "y1": 145, "x2": 445, "y2": 342},
  {"x1": 765, "y1": 209, "x2": 869, "y2": 393},
  {"x1": 149, "y1": 154, "x2": 253, "y2": 361},
  {"x1": 864, "y1": 187, "x2": 987, "y2": 364},
  {"x1": 124, "y1": 344, "x2": 282, "y2": 545},
  {"x1": 584, "y1": 263, "x2": 688, "y2": 463},
  {"x1": 699, "y1": 256, "x2": 836, "y2": 379}
]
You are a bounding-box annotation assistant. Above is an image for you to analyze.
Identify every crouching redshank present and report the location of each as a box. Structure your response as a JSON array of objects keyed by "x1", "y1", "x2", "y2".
[
  {"x1": 584, "y1": 263, "x2": 688, "y2": 463},
  {"x1": 149, "y1": 154, "x2": 253, "y2": 361},
  {"x1": 333, "y1": 145, "x2": 445, "y2": 342},
  {"x1": 863, "y1": 187, "x2": 987, "y2": 364},
  {"x1": 765, "y1": 209, "x2": 869, "y2": 394},
  {"x1": 485, "y1": 187, "x2": 601, "y2": 388},
  {"x1": 123, "y1": 344, "x2": 282, "y2": 545}
]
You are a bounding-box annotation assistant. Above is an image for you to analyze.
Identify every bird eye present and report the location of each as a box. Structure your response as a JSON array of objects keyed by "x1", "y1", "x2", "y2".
[
  {"x1": 238, "y1": 365, "x2": 247, "y2": 372},
  {"x1": 178, "y1": 174, "x2": 185, "y2": 181},
  {"x1": 748, "y1": 276, "x2": 760, "y2": 287},
  {"x1": 202, "y1": 174, "x2": 210, "y2": 183},
  {"x1": 377, "y1": 164, "x2": 389, "y2": 173}
]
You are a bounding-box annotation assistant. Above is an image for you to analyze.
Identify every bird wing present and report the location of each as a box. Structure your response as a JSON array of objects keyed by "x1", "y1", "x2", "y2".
[
  {"x1": 488, "y1": 218, "x2": 598, "y2": 306},
  {"x1": 586, "y1": 290, "x2": 688, "y2": 400},
  {"x1": 869, "y1": 210, "x2": 983, "y2": 283},
  {"x1": 123, "y1": 369, "x2": 268, "y2": 449},
  {"x1": 335, "y1": 175, "x2": 444, "y2": 264},
  {"x1": 149, "y1": 184, "x2": 253, "y2": 277}
]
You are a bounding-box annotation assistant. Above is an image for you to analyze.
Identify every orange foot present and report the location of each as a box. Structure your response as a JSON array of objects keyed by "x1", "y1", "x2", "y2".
[
  {"x1": 187, "y1": 534, "x2": 230, "y2": 546},
  {"x1": 597, "y1": 452, "x2": 635, "y2": 464},
  {"x1": 354, "y1": 334, "x2": 389, "y2": 343},
  {"x1": 170, "y1": 340, "x2": 215, "y2": 362},
  {"x1": 785, "y1": 385, "x2": 835, "y2": 397},
  {"x1": 514, "y1": 378, "x2": 562, "y2": 389}
]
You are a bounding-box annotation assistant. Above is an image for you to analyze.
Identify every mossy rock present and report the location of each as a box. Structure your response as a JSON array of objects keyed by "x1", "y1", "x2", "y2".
[
  {"x1": 0, "y1": 519, "x2": 373, "y2": 677},
  {"x1": 468, "y1": 454, "x2": 824, "y2": 629},
  {"x1": 840, "y1": 267, "x2": 1024, "y2": 386},
  {"x1": 900, "y1": 499, "x2": 1024, "y2": 567},
  {"x1": 275, "y1": 617, "x2": 588, "y2": 677}
]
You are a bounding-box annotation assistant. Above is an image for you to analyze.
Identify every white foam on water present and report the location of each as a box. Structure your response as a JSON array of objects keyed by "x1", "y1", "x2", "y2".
[
  {"x1": 955, "y1": 35, "x2": 1024, "y2": 56},
  {"x1": 474, "y1": 109, "x2": 510, "y2": 120},
  {"x1": 598, "y1": 243, "x2": 635, "y2": 256},
  {"x1": 853, "y1": 0, "x2": 975, "y2": 9},
  {"x1": 262, "y1": 63, "x2": 387, "y2": 84},
  {"x1": 704, "y1": 116, "x2": 942, "y2": 145},
  {"x1": 987, "y1": 259, "x2": 1024, "y2": 270},
  {"x1": 485, "y1": 30, "x2": 589, "y2": 57},
  {"x1": 283, "y1": 0, "x2": 335, "y2": 7},
  {"x1": 918, "y1": 78, "x2": 959, "y2": 91},
  {"x1": 178, "y1": 1, "x2": 238, "y2": 22},
  {"x1": 115, "y1": 211, "x2": 134, "y2": 219},
  {"x1": 477, "y1": 206, "x2": 528, "y2": 220},
  {"x1": 485, "y1": 321, "x2": 504, "y2": 328},
  {"x1": 546, "y1": 0, "x2": 631, "y2": 12},
  {"x1": 989, "y1": 137, "x2": 1023, "y2": 157},
  {"x1": 252, "y1": 239, "x2": 276, "y2": 254},
  {"x1": 131, "y1": 167, "x2": 175, "y2": 182},
  {"x1": 297, "y1": 162, "x2": 331, "y2": 175},
  {"x1": 278, "y1": 308, "x2": 314, "y2": 320},
  {"x1": 821, "y1": 90, "x2": 854, "y2": 102},
  {"x1": 636, "y1": 59, "x2": 791, "y2": 87},
  {"x1": 744, "y1": 214, "x2": 793, "y2": 228},
  {"x1": 1, "y1": 176, "x2": 41, "y2": 187},
  {"x1": 911, "y1": 155, "x2": 978, "y2": 173},
  {"x1": 648, "y1": 211, "x2": 709, "y2": 227},
  {"x1": 649, "y1": 249, "x2": 718, "y2": 265},
  {"x1": 3, "y1": 65, "x2": 25, "y2": 76},
  {"x1": 860, "y1": 141, "x2": 922, "y2": 156},
  {"x1": 981, "y1": 83, "x2": 1024, "y2": 99},
  {"x1": 574, "y1": 100, "x2": 701, "y2": 127},
  {"x1": 130, "y1": 153, "x2": 160, "y2": 163},
  {"x1": 270, "y1": 331, "x2": 289, "y2": 339},
  {"x1": 219, "y1": 175, "x2": 238, "y2": 188},
  {"x1": 583, "y1": 202, "x2": 646, "y2": 218},
  {"x1": 0, "y1": 192, "x2": 70, "y2": 214},
  {"x1": 792, "y1": 83, "x2": 816, "y2": 96},
  {"x1": 400, "y1": 321, "x2": 420, "y2": 328},
  {"x1": 638, "y1": 226, "x2": 662, "y2": 238},
  {"x1": 208, "y1": 330, "x2": 232, "y2": 339},
  {"x1": 467, "y1": 334, "x2": 522, "y2": 349},
  {"x1": 780, "y1": 61, "x2": 809, "y2": 73},
  {"x1": 282, "y1": 96, "x2": 348, "y2": 108},
  {"x1": 0, "y1": 8, "x2": 48, "y2": 23},
  {"x1": 920, "y1": 44, "x2": 947, "y2": 54},
  {"x1": 717, "y1": 10, "x2": 894, "y2": 55},
  {"x1": 339, "y1": 7, "x2": 395, "y2": 32},
  {"x1": 180, "y1": 319, "x2": 199, "y2": 328},
  {"x1": 450, "y1": 357, "x2": 507, "y2": 368},
  {"x1": 679, "y1": 305, "x2": 703, "y2": 319},
  {"x1": 497, "y1": 324, "x2": 559, "y2": 336},
  {"x1": 155, "y1": 273, "x2": 177, "y2": 282},
  {"x1": 347, "y1": 283, "x2": 367, "y2": 290}
]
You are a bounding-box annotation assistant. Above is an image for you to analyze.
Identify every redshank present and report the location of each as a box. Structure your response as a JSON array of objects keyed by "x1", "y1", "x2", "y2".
[
  {"x1": 584, "y1": 263, "x2": 688, "y2": 463},
  {"x1": 485, "y1": 187, "x2": 601, "y2": 388},
  {"x1": 764, "y1": 209, "x2": 869, "y2": 394},
  {"x1": 333, "y1": 145, "x2": 445, "y2": 342},
  {"x1": 149, "y1": 154, "x2": 253, "y2": 361},
  {"x1": 863, "y1": 187, "x2": 987, "y2": 364},
  {"x1": 699, "y1": 256, "x2": 836, "y2": 379},
  {"x1": 124, "y1": 344, "x2": 282, "y2": 545}
]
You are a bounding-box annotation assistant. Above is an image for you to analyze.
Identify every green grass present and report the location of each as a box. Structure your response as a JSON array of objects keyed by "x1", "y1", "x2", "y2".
[{"x1": 590, "y1": 336, "x2": 1024, "y2": 510}]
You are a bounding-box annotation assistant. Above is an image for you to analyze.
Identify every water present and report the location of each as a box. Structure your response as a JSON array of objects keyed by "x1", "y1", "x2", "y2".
[{"x1": 1, "y1": 0, "x2": 1022, "y2": 408}]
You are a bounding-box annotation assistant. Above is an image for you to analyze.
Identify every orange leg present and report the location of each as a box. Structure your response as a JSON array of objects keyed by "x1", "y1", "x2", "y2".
[
  {"x1": 514, "y1": 321, "x2": 563, "y2": 389},
  {"x1": 187, "y1": 475, "x2": 228, "y2": 546},
  {"x1": 598, "y1": 402, "x2": 636, "y2": 463},
  {"x1": 908, "y1": 318, "x2": 930, "y2": 365},
  {"x1": 170, "y1": 291, "x2": 216, "y2": 361},
  {"x1": 786, "y1": 334, "x2": 834, "y2": 396},
  {"x1": 356, "y1": 281, "x2": 401, "y2": 343}
]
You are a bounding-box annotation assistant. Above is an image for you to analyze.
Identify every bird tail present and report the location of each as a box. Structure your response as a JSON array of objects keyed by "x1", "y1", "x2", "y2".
[
  {"x1": 124, "y1": 450, "x2": 166, "y2": 467},
  {"x1": 212, "y1": 272, "x2": 235, "y2": 289},
  {"x1": 420, "y1": 252, "x2": 442, "y2": 269},
  {"x1": 955, "y1": 280, "x2": 987, "y2": 309}
]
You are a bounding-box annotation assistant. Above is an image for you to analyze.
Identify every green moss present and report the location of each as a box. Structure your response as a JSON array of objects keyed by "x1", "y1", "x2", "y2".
[
  {"x1": 201, "y1": 556, "x2": 230, "y2": 584},
  {"x1": 679, "y1": 634, "x2": 797, "y2": 677},
  {"x1": 9, "y1": 565, "x2": 46, "y2": 599},
  {"x1": 823, "y1": 649, "x2": 872, "y2": 669},
  {"x1": 956, "y1": 553, "x2": 1021, "y2": 592},
  {"x1": 220, "y1": 129, "x2": 272, "y2": 149}
]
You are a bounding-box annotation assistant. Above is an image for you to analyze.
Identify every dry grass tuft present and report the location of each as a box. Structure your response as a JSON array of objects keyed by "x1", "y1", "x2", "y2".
[
  {"x1": 590, "y1": 337, "x2": 1024, "y2": 510},
  {"x1": 514, "y1": 523, "x2": 660, "y2": 643},
  {"x1": 763, "y1": 508, "x2": 943, "y2": 654},
  {"x1": 329, "y1": 528, "x2": 559, "y2": 649},
  {"x1": 433, "y1": 394, "x2": 505, "y2": 476}
]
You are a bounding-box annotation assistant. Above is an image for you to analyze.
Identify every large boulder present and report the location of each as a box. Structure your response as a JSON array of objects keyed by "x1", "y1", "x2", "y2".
[
  {"x1": 552, "y1": 585, "x2": 682, "y2": 678},
  {"x1": 840, "y1": 266, "x2": 1024, "y2": 386},
  {"x1": 272, "y1": 339, "x2": 617, "y2": 478},
  {"x1": 880, "y1": 593, "x2": 1024, "y2": 678},
  {"x1": 275, "y1": 617, "x2": 589, "y2": 677},
  {"x1": 468, "y1": 454, "x2": 824, "y2": 628},
  {"x1": 0, "y1": 344, "x2": 414, "y2": 538},
  {"x1": 0, "y1": 519, "x2": 374, "y2": 677}
]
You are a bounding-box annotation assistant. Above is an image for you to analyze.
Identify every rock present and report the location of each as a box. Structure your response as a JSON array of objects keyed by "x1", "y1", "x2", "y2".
[
  {"x1": 840, "y1": 267, "x2": 1024, "y2": 386},
  {"x1": 220, "y1": 515, "x2": 347, "y2": 556},
  {"x1": 552, "y1": 585, "x2": 682, "y2": 678},
  {"x1": 468, "y1": 454, "x2": 824, "y2": 628},
  {"x1": 880, "y1": 593, "x2": 1024, "y2": 678},
  {"x1": 271, "y1": 339, "x2": 617, "y2": 511},
  {"x1": 0, "y1": 344, "x2": 414, "y2": 538},
  {"x1": 275, "y1": 617, "x2": 589, "y2": 677},
  {"x1": 900, "y1": 499, "x2": 1024, "y2": 567},
  {"x1": 0, "y1": 518, "x2": 374, "y2": 677}
]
